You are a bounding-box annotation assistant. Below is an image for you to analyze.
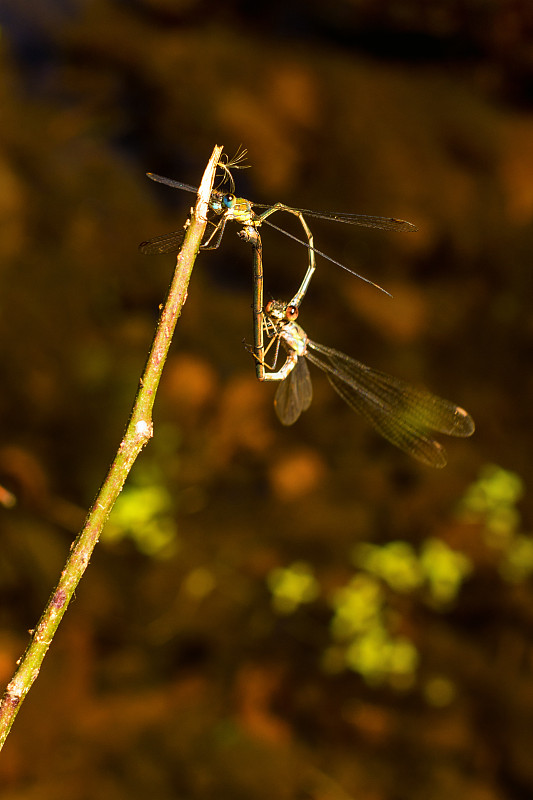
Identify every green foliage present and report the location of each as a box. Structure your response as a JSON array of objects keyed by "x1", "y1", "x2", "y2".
[
  {"x1": 418, "y1": 539, "x2": 472, "y2": 606},
  {"x1": 101, "y1": 426, "x2": 182, "y2": 557},
  {"x1": 458, "y1": 463, "x2": 523, "y2": 544},
  {"x1": 353, "y1": 537, "x2": 471, "y2": 607},
  {"x1": 267, "y1": 561, "x2": 320, "y2": 614},
  {"x1": 326, "y1": 539, "x2": 471, "y2": 685},
  {"x1": 458, "y1": 463, "x2": 532, "y2": 582},
  {"x1": 102, "y1": 461, "x2": 179, "y2": 558},
  {"x1": 330, "y1": 574, "x2": 384, "y2": 639},
  {"x1": 326, "y1": 573, "x2": 419, "y2": 687},
  {"x1": 353, "y1": 541, "x2": 424, "y2": 593},
  {"x1": 266, "y1": 537, "x2": 471, "y2": 688}
]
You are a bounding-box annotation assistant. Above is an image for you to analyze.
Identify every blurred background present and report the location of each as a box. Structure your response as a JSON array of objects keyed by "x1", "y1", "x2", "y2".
[{"x1": 1, "y1": 1, "x2": 533, "y2": 798}]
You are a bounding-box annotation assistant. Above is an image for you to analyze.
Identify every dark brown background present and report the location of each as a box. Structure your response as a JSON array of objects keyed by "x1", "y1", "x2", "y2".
[{"x1": 0, "y1": 1, "x2": 532, "y2": 798}]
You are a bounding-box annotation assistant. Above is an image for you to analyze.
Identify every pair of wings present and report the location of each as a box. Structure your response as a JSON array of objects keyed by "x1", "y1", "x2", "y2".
[
  {"x1": 140, "y1": 175, "x2": 416, "y2": 250},
  {"x1": 273, "y1": 341, "x2": 474, "y2": 468},
  {"x1": 139, "y1": 174, "x2": 417, "y2": 294}
]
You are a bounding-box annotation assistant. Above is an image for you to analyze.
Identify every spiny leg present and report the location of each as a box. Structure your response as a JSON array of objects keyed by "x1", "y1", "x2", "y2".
[
  {"x1": 253, "y1": 309, "x2": 287, "y2": 379},
  {"x1": 200, "y1": 217, "x2": 227, "y2": 249}
]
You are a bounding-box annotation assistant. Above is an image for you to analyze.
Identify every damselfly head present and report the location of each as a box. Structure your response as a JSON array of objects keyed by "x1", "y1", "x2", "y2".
[
  {"x1": 265, "y1": 300, "x2": 292, "y2": 323},
  {"x1": 208, "y1": 190, "x2": 226, "y2": 214}
]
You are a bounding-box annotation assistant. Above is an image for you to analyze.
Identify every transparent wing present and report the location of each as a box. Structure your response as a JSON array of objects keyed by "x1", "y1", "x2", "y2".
[
  {"x1": 306, "y1": 341, "x2": 474, "y2": 468},
  {"x1": 274, "y1": 357, "x2": 313, "y2": 426},
  {"x1": 291, "y1": 208, "x2": 417, "y2": 232},
  {"x1": 138, "y1": 228, "x2": 187, "y2": 254},
  {"x1": 146, "y1": 175, "x2": 417, "y2": 232},
  {"x1": 146, "y1": 174, "x2": 198, "y2": 193},
  {"x1": 139, "y1": 217, "x2": 225, "y2": 254},
  {"x1": 252, "y1": 203, "x2": 417, "y2": 233},
  {"x1": 140, "y1": 174, "x2": 197, "y2": 253}
]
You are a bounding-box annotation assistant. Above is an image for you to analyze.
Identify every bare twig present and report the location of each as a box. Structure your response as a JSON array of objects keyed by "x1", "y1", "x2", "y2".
[{"x1": 0, "y1": 144, "x2": 224, "y2": 750}]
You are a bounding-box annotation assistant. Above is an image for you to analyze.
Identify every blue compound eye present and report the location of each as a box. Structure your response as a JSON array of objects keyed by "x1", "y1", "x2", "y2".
[{"x1": 222, "y1": 194, "x2": 235, "y2": 209}]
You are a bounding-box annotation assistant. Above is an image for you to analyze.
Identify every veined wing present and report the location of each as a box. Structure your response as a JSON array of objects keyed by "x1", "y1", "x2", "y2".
[
  {"x1": 252, "y1": 202, "x2": 417, "y2": 233},
  {"x1": 139, "y1": 228, "x2": 187, "y2": 255},
  {"x1": 274, "y1": 356, "x2": 313, "y2": 426},
  {"x1": 305, "y1": 341, "x2": 474, "y2": 468},
  {"x1": 146, "y1": 174, "x2": 199, "y2": 193},
  {"x1": 140, "y1": 174, "x2": 196, "y2": 253},
  {"x1": 146, "y1": 175, "x2": 417, "y2": 232}
]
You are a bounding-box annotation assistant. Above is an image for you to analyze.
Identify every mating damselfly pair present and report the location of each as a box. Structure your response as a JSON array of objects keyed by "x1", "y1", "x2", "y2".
[{"x1": 140, "y1": 150, "x2": 474, "y2": 467}]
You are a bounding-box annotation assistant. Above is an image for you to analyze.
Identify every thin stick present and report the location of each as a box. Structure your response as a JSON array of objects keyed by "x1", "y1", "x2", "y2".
[{"x1": 0, "y1": 144, "x2": 223, "y2": 751}]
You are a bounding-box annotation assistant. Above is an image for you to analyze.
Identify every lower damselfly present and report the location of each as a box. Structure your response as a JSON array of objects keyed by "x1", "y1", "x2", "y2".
[
  {"x1": 139, "y1": 163, "x2": 417, "y2": 305},
  {"x1": 258, "y1": 300, "x2": 475, "y2": 468}
]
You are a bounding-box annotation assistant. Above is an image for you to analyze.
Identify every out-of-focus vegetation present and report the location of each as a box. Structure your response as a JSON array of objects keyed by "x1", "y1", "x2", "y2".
[
  {"x1": 266, "y1": 465, "x2": 533, "y2": 695},
  {"x1": 1, "y1": 2, "x2": 533, "y2": 799}
]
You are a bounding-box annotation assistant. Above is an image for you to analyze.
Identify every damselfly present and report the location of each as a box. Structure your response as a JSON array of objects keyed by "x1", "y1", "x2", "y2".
[
  {"x1": 139, "y1": 166, "x2": 417, "y2": 305},
  {"x1": 258, "y1": 300, "x2": 475, "y2": 468}
]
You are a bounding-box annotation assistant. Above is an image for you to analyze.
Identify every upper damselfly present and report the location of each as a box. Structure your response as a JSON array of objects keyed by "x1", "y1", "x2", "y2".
[
  {"x1": 258, "y1": 299, "x2": 475, "y2": 468},
  {"x1": 139, "y1": 166, "x2": 417, "y2": 305}
]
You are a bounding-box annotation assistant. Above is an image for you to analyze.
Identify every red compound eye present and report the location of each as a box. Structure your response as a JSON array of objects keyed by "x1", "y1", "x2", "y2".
[
  {"x1": 286, "y1": 305, "x2": 299, "y2": 320},
  {"x1": 265, "y1": 300, "x2": 274, "y2": 313}
]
